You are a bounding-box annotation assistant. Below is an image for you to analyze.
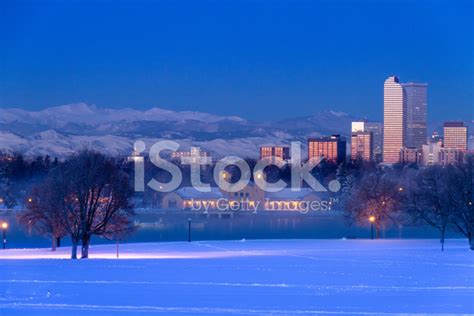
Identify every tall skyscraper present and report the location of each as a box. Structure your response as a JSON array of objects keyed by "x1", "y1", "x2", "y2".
[
  {"x1": 308, "y1": 135, "x2": 346, "y2": 164},
  {"x1": 443, "y1": 122, "x2": 468, "y2": 150},
  {"x1": 403, "y1": 82, "x2": 427, "y2": 148},
  {"x1": 383, "y1": 76, "x2": 406, "y2": 163}
]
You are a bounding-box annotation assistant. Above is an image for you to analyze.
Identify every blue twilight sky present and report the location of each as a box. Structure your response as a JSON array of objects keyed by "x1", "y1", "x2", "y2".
[{"x1": 0, "y1": 0, "x2": 473, "y2": 122}]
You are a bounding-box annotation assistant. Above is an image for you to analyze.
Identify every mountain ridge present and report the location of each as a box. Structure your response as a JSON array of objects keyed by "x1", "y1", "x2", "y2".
[{"x1": 1, "y1": 103, "x2": 471, "y2": 158}]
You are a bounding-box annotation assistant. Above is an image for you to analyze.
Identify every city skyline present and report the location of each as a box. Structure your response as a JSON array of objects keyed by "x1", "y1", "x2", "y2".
[{"x1": 1, "y1": 2, "x2": 473, "y2": 315}]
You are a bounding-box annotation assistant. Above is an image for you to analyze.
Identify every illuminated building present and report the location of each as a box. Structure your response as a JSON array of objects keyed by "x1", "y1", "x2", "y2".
[
  {"x1": 351, "y1": 131, "x2": 373, "y2": 161},
  {"x1": 259, "y1": 146, "x2": 290, "y2": 161},
  {"x1": 443, "y1": 122, "x2": 468, "y2": 151},
  {"x1": 308, "y1": 135, "x2": 346, "y2": 164},
  {"x1": 383, "y1": 76, "x2": 406, "y2": 163},
  {"x1": 171, "y1": 147, "x2": 210, "y2": 162},
  {"x1": 352, "y1": 121, "x2": 383, "y2": 162}
]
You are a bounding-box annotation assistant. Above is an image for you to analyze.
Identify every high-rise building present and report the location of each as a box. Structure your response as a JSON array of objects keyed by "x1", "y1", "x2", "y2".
[
  {"x1": 443, "y1": 122, "x2": 468, "y2": 151},
  {"x1": 259, "y1": 146, "x2": 290, "y2": 161},
  {"x1": 383, "y1": 76, "x2": 406, "y2": 163},
  {"x1": 351, "y1": 121, "x2": 383, "y2": 162},
  {"x1": 402, "y1": 82, "x2": 427, "y2": 149},
  {"x1": 308, "y1": 135, "x2": 346, "y2": 164},
  {"x1": 351, "y1": 132, "x2": 373, "y2": 161}
]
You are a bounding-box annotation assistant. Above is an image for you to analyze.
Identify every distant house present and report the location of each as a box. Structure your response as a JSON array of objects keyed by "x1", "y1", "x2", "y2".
[
  {"x1": 161, "y1": 187, "x2": 223, "y2": 209},
  {"x1": 220, "y1": 182, "x2": 265, "y2": 203},
  {"x1": 162, "y1": 182, "x2": 331, "y2": 211}
]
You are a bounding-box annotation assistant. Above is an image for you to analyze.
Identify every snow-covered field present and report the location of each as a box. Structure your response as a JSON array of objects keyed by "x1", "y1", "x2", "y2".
[{"x1": 1, "y1": 239, "x2": 473, "y2": 315}]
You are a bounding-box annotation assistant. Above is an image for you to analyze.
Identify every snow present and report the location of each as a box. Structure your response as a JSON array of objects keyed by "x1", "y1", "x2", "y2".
[
  {"x1": 0, "y1": 103, "x2": 246, "y2": 125},
  {"x1": 1, "y1": 239, "x2": 473, "y2": 315},
  {"x1": 173, "y1": 187, "x2": 223, "y2": 199},
  {"x1": 0, "y1": 103, "x2": 357, "y2": 159},
  {"x1": 329, "y1": 110, "x2": 349, "y2": 117}
]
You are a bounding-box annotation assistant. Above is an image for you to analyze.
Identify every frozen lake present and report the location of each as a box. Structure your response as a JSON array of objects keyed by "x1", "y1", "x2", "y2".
[
  {"x1": 1, "y1": 239, "x2": 473, "y2": 315},
  {"x1": 1, "y1": 210, "x2": 446, "y2": 248}
]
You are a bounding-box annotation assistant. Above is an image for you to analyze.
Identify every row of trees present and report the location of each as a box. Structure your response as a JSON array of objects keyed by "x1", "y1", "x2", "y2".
[
  {"x1": 18, "y1": 150, "x2": 135, "y2": 258},
  {"x1": 5, "y1": 149, "x2": 473, "y2": 254},
  {"x1": 0, "y1": 153, "x2": 60, "y2": 209},
  {"x1": 341, "y1": 156, "x2": 474, "y2": 251}
]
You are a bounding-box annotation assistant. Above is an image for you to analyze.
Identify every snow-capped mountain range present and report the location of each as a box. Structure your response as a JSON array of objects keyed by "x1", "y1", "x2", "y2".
[
  {"x1": 0, "y1": 103, "x2": 472, "y2": 159},
  {"x1": 0, "y1": 103, "x2": 355, "y2": 158}
]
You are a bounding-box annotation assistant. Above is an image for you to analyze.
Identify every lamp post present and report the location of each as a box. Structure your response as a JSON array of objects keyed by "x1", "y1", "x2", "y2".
[
  {"x1": 2, "y1": 222, "x2": 8, "y2": 249},
  {"x1": 369, "y1": 216, "x2": 375, "y2": 240},
  {"x1": 188, "y1": 218, "x2": 192, "y2": 242}
]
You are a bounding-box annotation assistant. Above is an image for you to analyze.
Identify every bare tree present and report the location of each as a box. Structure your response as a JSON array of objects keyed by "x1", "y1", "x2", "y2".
[
  {"x1": 18, "y1": 177, "x2": 67, "y2": 251},
  {"x1": 0, "y1": 162, "x2": 17, "y2": 209},
  {"x1": 401, "y1": 166, "x2": 452, "y2": 251},
  {"x1": 445, "y1": 156, "x2": 474, "y2": 250},
  {"x1": 344, "y1": 167, "x2": 402, "y2": 239},
  {"x1": 17, "y1": 166, "x2": 81, "y2": 256},
  {"x1": 62, "y1": 149, "x2": 134, "y2": 259}
]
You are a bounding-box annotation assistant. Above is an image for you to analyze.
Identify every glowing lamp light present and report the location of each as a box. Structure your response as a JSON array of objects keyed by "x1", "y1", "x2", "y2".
[
  {"x1": 27, "y1": 197, "x2": 33, "y2": 203},
  {"x1": 369, "y1": 216, "x2": 376, "y2": 223},
  {"x1": 1, "y1": 222, "x2": 7, "y2": 229},
  {"x1": 398, "y1": 187, "x2": 404, "y2": 192}
]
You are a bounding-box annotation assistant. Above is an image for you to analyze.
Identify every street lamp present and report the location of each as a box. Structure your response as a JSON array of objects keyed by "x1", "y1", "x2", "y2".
[
  {"x1": 369, "y1": 216, "x2": 375, "y2": 240},
  {"x1": 2, "y1": 222, "x2": 8, "y2": 249},
  {"x1": 188, "y1": 218, "x2": 192, "y2": 242}
]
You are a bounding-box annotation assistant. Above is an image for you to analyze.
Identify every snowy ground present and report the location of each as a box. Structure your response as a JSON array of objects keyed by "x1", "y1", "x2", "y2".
[{"x1": 1, "y1": 239, "x2": 473, "y2": 315}]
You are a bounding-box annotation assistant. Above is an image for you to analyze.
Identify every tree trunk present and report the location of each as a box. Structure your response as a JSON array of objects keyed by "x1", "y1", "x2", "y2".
[
  {"x1": 81, "y1": 234, "x2": 91, "y2": 259},
  {"x1": 469, "y1": 233, "x2": 474, "y2": 251},
  {"x1": 57, "y1": 237, "x2": 61, "y2": 248},
  {"x1": 51, "y1": 237, "x2": 57, "y2": 252},
  {"x1": 376, "y1": 223, "x2": 381, "y2": 239},
  {"x1": 71, "y1": 239, "x2": 78, "y2": 259},
  {"x1": 440, "y1": 228, "x2": 445, "y2": 252}
]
